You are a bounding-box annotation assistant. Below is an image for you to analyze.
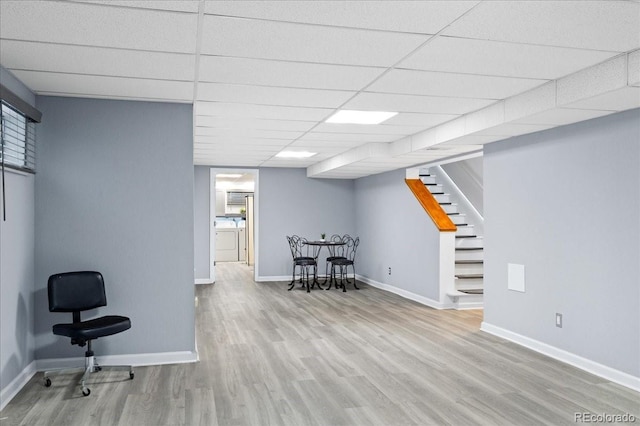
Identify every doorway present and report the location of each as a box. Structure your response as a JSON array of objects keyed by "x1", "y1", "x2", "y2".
[{"x1": 209, "y1": 168, "x2": 259, "y2": 283}]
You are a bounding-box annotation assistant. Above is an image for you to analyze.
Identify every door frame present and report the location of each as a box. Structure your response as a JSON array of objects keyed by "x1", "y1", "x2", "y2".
[{"x1": 209, "y1": 168, "x2": 259, "y2": 282}]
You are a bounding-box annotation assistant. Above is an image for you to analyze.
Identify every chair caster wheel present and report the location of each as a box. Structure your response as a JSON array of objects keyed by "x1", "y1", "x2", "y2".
[
  {"x1": 44, "y1": 377, "x2": 52, "y2": 387},
  {"x1": 82, "y1": 388, "x2": 91, "y2": 396},
  {"x1": 130, "y1": 372, "x2": 135, "y2": 380}
]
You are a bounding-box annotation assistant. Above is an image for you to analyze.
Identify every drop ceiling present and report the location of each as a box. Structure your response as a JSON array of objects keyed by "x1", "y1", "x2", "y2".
[{"x1": 1, "y1": 0, "x2": 638, "y2": 179}]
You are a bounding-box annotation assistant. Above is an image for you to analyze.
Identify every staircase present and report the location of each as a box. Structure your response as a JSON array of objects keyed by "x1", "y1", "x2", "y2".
[{"x1": 420, "y1": 170, "x2": 484, "y2": 309}]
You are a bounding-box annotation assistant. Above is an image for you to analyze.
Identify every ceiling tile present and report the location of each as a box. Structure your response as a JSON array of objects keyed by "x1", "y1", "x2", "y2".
[
  {"x1": 400, "y1": 36, "x2": 618, "y2": 80},
  {"x1": 196, "y1": 82, "x2": 355, "y2": 108},
  {"x1": 260, "y1": 159, "x2": 324, "y2": 168},
  {"x1": 200, "y1": 15, "x2": 430, "y2": 66},
  {"x1": 1, "y1": 40, "x2": 195, "y2": 81},
  {"x1": 194, "y1": 157, "x2": 267, "y2": 167},
  {"x1": 344, "y1": 92, "x2": 495, "y2": 115},
  {"x1": 288, "y1": 139, "x2": 363, "y2": 149},
  {"x1": 0, "y1": 1, "x2": 198, "y2": 53},
  {"x1": 195, "y1": 102, "x2": 331, "y2": 121},
  {"x1": 286, "y1": 141, "x2": 355, "y2": 152},
  {"x1": 301, "y1": 132, "x2": 399, "y2": 143},
  {"x1": 383, "y1": 112, "x2": 458, "y2": 128},
  {"x1": 70, "y1": 0, "x2": 200, "y2": 13},
  {"x1": 12, "y1": 70, "x2": 193, "y2": 101},
  {"x1": 195, "y1": 127, "x2": 304, "y2": 140},
  {"x1": 368, "y1": 69, "x2": 547, "y2": 100},
  {"x1": 312, "y1": 123, "x2": 420, "y2": 136},
  {"x1": 204, "y1": 1, "x2": 478, "y2": 34},
  {"x1": 193, "y1": 136, "x2": 291, "y2": 150},
  {"x1": 442, "y1": 1, "x2": 640, "y2": 52},
  {"x1": 195, "y1": 116, "x2": 316, "y2": 132},
  {"x1": 198, "y1": 56, "x2": 384, "y2": 90}
]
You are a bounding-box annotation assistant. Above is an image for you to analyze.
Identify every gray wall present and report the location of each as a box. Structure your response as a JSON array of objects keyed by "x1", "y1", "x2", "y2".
[
  {"x1": 354, "y1": 168, "x2": 441, "y2": 300},
  {"x1": 0, "y1": 172, "x2": 35, "y2": 393},
  {"x1": 194, "y1": 166, "x2": 210, "y2": 280},
  {"x1": 483, "y1": 109, "x2": 640, "y2": 377},
  {"x1": 0, "y1": 65, "x2": 36, "y2": 394},
  {"x1": 258, "y1": 168, "x2": 356, "y2": 278},
  {"x1": 442, "y1": 156, "x2": 484, "y2": 215},
  {"x1": 35, "y1": 96, "x2": 195, "y2": 359}
]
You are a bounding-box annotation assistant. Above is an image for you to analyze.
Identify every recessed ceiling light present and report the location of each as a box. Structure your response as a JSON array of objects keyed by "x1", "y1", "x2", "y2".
[
  {"x1": 216, "y1": 173, "x2": 242, "y2": 178},
  {"x1": 275, "y1": 151, "x2": 316, "y2": 159},
  {"x1": 325, "y1": 109, "x2": 398, "y2": 125}
]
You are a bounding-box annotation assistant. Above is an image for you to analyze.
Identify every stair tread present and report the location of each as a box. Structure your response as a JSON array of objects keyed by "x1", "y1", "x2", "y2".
[
  {"x1": 458, "y1": 289, "x2": 484, "y2": 295},
  {"x1": 456, "y1": 274, "x2": 484, "y2": 279}
]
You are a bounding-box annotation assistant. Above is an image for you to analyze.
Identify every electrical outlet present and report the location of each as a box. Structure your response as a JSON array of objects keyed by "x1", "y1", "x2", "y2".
[
  {"x1": 388, "y1": 267, "x2": 391, "y2": 275},
  {"x1": 555, "y1": 313, "x2": 563, "y2": 328}
]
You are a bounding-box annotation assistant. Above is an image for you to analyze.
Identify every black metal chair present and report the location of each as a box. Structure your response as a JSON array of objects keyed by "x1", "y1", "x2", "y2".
[
  {"x1": 325, "y1": 234, "x2": 347, "y2": 290},
  {"x1": 44, "y1": 271, "x2": 134, "y2": 396},
  {"x1": 331, "y1": 236, "x2": 360, "y2": 292},
  {"x1": 286, "y1": 235, "x2": 319, "y2": 292}
]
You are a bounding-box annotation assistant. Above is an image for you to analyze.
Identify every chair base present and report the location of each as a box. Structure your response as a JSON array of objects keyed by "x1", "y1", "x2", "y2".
[{"x1": 43, "y1": 342, "x2": 134, "y2": 396}]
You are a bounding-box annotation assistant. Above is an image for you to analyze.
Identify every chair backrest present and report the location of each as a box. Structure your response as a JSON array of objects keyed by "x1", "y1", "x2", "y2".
[
  {"x1": 287, "y1": 235, "x2": 302, "y2": 259},
  {"x1": 329, "y1": 234, "x2": 346, "y2": 257},
  {"x1": 48, "y1": 271, "x2": 107, "y2": 313},
  {"x1": 287, "y1": 235, "x2": 319, "y2": 259},
  {"x1": 343, "y1": 236, "x2": 360, "y2": 261}
]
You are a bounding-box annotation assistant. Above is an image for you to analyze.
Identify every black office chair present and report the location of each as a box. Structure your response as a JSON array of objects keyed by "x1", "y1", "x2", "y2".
[{"x1": 44, "y1": 271, "x2": 134, "y2": 396}]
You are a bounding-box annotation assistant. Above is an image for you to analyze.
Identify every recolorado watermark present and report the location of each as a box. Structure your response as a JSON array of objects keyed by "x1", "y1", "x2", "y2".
[{"x1": 575, "y1": 412, "x2": 637, "y2": 423}]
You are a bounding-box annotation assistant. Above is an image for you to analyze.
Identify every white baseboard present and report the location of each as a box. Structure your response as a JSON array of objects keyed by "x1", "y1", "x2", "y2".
[
  {"x1": 356, "y1": 275, "x2": 450, "y2": 310},
  {"x1": 455, "y1": 302, "x2": 484, "y2": 310},
  {"x1": 259, "y1": 274, "x2": 455, "y2": 311},
  {"x1": 481, "y1": 322, "x2": 640, "y2": 392},
  {"x1": 36, "y1": 350, "x2": 198, "y2": 371},
  {"x1": 0, "y1": 361, "x2": 37, "y2": 411},
  {"x1": 195, "y1": 278, "x2": 212, "y2": 285},
  {"x1": 256, "y1": 275, "x2": 290, "y2": 282}
]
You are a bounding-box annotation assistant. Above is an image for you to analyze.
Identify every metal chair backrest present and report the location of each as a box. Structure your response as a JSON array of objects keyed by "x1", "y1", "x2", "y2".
[
  {"x1": 343, "y1": 236, "x2": 360, "y2": 262},
  {"x1": 287, "y1": 235, "x2": 317, "y2": 260},
  {"x1": 328, "y1": 234, "x2": 345, "y2": 257}
]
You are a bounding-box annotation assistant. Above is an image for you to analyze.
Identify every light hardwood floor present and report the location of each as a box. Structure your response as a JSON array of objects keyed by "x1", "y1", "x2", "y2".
[{"x1": 2, "y1": 262, "x2": 639, "y2": 425}]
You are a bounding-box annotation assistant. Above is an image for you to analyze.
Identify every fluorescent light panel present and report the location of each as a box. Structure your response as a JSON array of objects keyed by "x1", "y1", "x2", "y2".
[
  {"x1": 326, "y1": 109, "x2": 398, "y2": 125},
  {"x1": 275, "y1": 151, "x2": 316, "y2": 158}
]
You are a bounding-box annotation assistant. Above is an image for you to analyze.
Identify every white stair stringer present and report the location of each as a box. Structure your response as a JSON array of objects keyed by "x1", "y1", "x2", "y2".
[{"x1": 419, "y1": 166, "x2": 484, "y2": 310}]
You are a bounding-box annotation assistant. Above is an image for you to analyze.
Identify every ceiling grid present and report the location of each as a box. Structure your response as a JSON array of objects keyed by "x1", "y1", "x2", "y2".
[{"x1": 0, "y1": 0, "x2": 638, "y2": 178}]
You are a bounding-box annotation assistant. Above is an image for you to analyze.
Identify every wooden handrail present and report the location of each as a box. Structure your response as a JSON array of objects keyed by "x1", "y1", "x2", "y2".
[{"x1": 405, "y1": 179, "x2": 457, "y2": 232}]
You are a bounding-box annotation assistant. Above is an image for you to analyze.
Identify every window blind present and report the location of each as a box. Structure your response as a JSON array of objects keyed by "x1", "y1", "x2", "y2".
[{"x1": 1, "y1": 102, "x2": 36, "y2": 173}]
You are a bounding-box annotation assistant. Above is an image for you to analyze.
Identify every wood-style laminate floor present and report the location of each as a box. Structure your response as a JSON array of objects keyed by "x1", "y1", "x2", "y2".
[{"x1": 2, "y1": 262, "x2": 639, "y2": 425}]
